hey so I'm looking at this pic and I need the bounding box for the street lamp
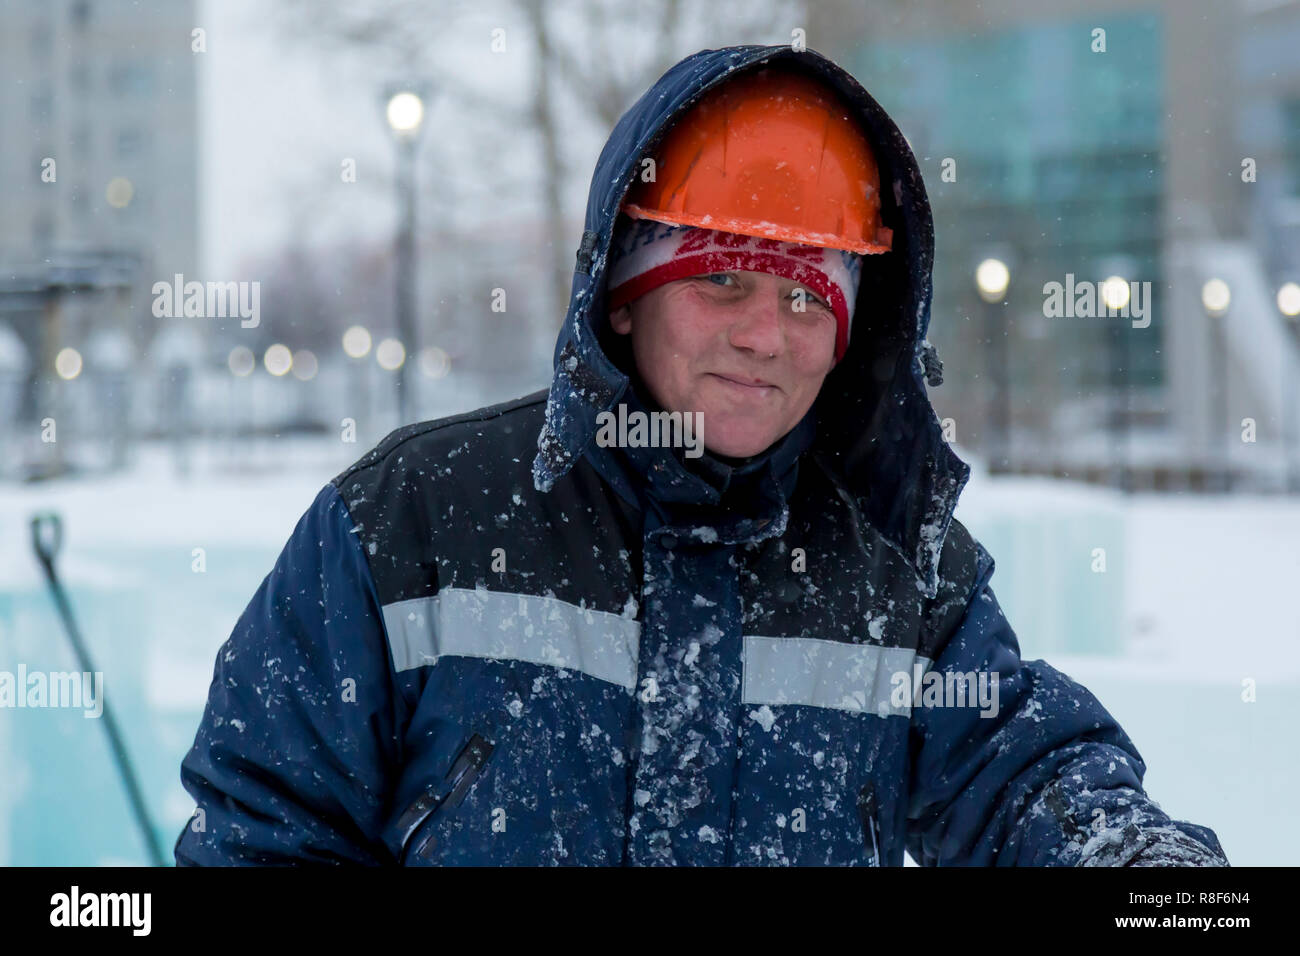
[1201,278,1231,492]
[419,345,451,380]
[386,92,424,134]
[343,323,374,445]
[224,346,255,465]
[975,257,1011,473]
[975,258,1010,303]
[291,349,318,381]
[376,337,406,372]
[384,85,427,426]
[1279,282,1300,493]
[1279,281,1300,319]
[342,324,372,359]
[1098,260,1136,492]
[54,347,83,380]
[1201,278,1230,316]
[263,344,293,377]
[227,345,255,377]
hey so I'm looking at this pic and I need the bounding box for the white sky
[196,0,561,278]
[194,0,801,279]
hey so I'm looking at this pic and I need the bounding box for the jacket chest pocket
[394,731,495,864]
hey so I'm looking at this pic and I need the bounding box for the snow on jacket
[175,44,1229,867]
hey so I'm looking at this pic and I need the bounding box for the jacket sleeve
[174,483,404,865]
[904,527,1229,867]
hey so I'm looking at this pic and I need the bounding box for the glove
[1126,828,1230,867]
[1078,822,1229,867]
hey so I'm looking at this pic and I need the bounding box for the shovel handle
[30,512,63,567]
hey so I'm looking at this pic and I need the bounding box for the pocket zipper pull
[396,731,496,862]
[858,782,881,867]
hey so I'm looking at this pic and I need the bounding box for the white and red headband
[606,218,862,362]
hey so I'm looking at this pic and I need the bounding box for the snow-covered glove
[1077,822,1230,867]
[1127,828,1230,867]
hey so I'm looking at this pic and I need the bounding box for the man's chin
[700,425,784,460]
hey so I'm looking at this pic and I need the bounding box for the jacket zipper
[395,731,495,863]
[858,782,881,867]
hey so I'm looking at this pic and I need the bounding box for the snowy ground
[0,437,1294,865]
[954,467,1300,868]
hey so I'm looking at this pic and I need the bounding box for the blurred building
[0,0,198,272]
[815,0,1300,490]
[0,0,198,476]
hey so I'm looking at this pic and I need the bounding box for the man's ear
[609,303,632,335]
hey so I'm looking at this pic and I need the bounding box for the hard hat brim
[623,204,893,256]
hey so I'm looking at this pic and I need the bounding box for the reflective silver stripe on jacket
[382,587,641,690]
[742,635,933,717]
[383,588,927,713]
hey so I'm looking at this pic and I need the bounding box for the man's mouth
[708,372,779,392]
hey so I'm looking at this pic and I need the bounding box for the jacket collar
[579,370,816,547]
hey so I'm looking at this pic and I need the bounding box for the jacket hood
[532,44,970,598]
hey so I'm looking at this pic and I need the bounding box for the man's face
[609,270,839,458]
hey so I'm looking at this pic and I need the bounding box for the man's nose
[727,285,786,357]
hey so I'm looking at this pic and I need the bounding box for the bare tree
[273,0,806,330]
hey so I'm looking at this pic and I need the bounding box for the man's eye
[704,273,736,287]
[795,287,829,309]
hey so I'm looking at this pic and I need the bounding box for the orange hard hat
[622,65,893,255]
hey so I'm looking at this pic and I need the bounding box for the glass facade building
[849,11,1166,460]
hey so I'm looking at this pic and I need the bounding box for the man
[175,45,1228,866]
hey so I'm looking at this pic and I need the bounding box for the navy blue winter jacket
[175,45,1229,867]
